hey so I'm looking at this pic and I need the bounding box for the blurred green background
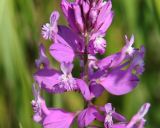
[0,0,160,127]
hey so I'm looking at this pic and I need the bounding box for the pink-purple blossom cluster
[32,0,150,128]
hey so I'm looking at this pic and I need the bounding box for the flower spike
[32,0,150,127]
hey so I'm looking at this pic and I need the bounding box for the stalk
[83,33,90,114]
[84,33,89,83]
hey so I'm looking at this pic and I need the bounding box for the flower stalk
[84,33,89,83]
[31,0,150,128]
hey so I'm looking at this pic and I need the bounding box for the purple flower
[34,62,78,93]
[32,83,47,123]
[97,35,136,69]
[95,103,150,128]
[59,62,77,91]
[60,0,113,55]
[42,11,59,40]
[126,103,150,128]
[31,84,75,128]
[61,0,113,36]
[90,35,144,95]
[102,103,126,128]
[32,0,150,127]
[112,103,150,128]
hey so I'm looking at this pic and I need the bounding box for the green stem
[83,33,89,110]
[84,34,89,83]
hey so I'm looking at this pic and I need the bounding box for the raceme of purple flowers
[32,0,150,128]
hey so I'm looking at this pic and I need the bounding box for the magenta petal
[100,69,139,95]
[98,11,114,34]
[60,0,70,18]
[82,1,90,16]
[43,109,75,128]
[97,52,121,69]
[89,82,104,97]
[95,0,112,31]
[33,113,43,123]
[78,106,98,128]
[112,124,127,128]
[58,26,84,51]
[50,26,83,63]
[61,0,79,33]
[72,4,84,32]
[50,35,75,63]
[34,68,61,92]
[76,79,93,101]
[94,112,105,122]
[112,112,126,122]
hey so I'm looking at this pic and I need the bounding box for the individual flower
[104,103,126,128]
[126,103,150,128]
[92,103,150,128]
[32,83,46,123]
[34,45,79,93]
[42,11,59,40]
[97,35,136,70]
[59,62,77,91]
[111,103,150,128]
[34,62,78,93]
[31,84,75,128]
[89,35,144,95]
[34,44,93,100]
